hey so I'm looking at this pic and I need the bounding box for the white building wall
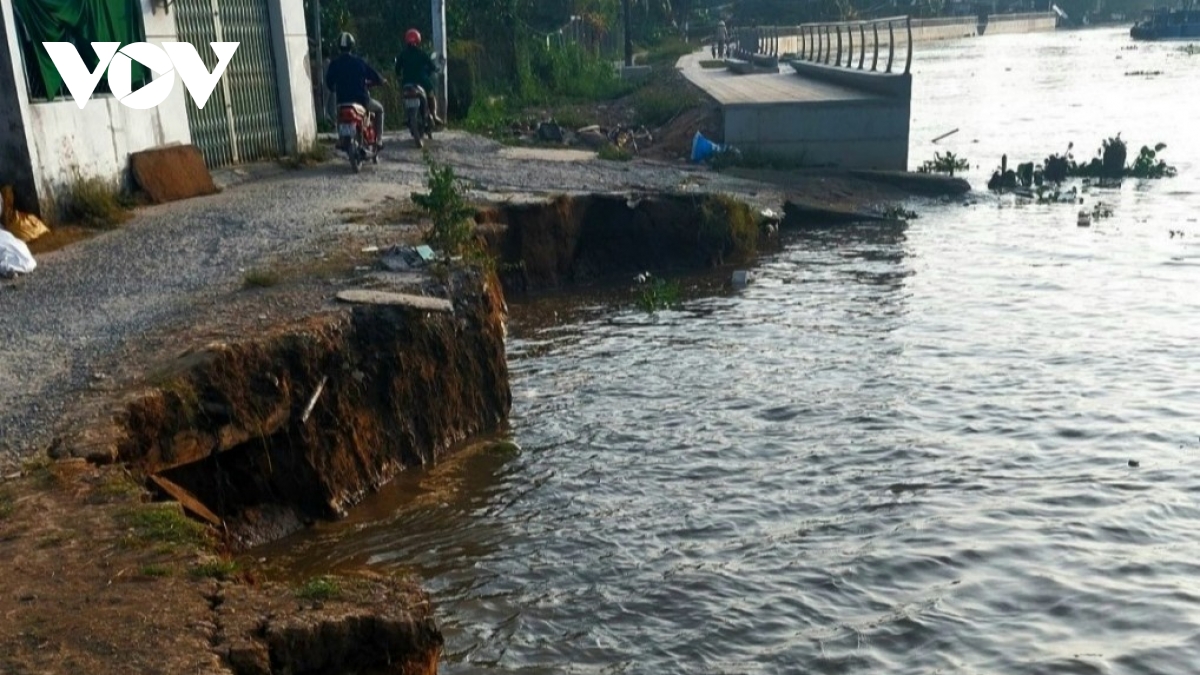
[21,0,192,213]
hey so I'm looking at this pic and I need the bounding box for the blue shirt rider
[325,32,386,147]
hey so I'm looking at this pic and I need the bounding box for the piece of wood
[300,376,327,424]
[336,289,453,312]
[932,128,960,143]
[130,145,218,204]
[148,475,222,526]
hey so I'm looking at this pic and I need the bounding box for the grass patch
[631,83,702,128]
[597,143,633,162]
[242,268,281,289]
[636,276,682,313]
[189,559,239,580]
[296,576,341,601]
[95,471,143,502]
[279,143,332,169]
[641,38,696,66]
[61,174,131,229]
[699,59,727,69]
[0,489,13,520]
[118,503,208,550]
[699,194,759,265]
[140,564,173,578]
[22,455,60,490]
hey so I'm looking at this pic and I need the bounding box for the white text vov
[42,41,240,110]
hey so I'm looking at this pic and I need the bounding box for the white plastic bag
[0,229,36,275]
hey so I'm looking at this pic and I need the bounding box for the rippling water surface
[268,29,1200,674]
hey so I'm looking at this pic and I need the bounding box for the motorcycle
[335,86,382,172]
[402,84,434,149]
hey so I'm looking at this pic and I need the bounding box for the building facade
[0,0,316,215]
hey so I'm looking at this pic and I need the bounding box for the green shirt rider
[394,29,443,125]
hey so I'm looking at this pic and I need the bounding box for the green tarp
[13,0,145,100]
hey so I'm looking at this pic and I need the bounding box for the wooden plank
[336,290,453,312]
[148,475,223,527]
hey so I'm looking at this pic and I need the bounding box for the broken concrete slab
[336,290,453,312]
[130,144,219,204]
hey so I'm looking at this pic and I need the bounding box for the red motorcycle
[335,86,382,172]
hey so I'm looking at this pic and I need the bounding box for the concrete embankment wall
[724,96,911,170]
[904,12,1058,43]
[773,12,1057,54]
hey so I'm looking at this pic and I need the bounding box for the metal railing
[733,16,913,76]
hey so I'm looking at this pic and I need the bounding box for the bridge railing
[734,16,913,76]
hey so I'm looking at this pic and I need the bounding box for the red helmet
[405,29,422,46]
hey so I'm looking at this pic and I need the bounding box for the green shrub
[597,143,633,162]
[412,156,477,258]
[62,174,130,228]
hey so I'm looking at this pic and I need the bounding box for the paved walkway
[677,51,881,105]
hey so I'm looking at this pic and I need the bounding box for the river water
[268,28,1200,674]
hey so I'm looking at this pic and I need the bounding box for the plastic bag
[1,185,50,243]
[0,229,36,276]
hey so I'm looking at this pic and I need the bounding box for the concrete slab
[498,147,596,163]
[336,290,453,312]
[679,50,879,106]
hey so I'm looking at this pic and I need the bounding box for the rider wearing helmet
[394,29,442,125]
[325,32,386,148]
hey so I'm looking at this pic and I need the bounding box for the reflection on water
[270,28,1200,675]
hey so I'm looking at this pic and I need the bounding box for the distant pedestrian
[716,20,728,58]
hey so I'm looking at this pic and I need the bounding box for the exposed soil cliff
[477,192,776,294]
[51,269,510,548]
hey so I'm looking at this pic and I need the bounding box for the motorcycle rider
[394,29,443,126]
[325,32,386,149]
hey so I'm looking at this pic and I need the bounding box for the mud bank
[51,270,510,548]
[0,461,444,675]
[477,192,778,294]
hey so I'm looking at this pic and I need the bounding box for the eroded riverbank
[0,128,970,673]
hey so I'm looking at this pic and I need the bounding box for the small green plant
[280,143,331,169]
[296,576,341,601]
[62,173,130,228]
[636,275,682,313]
[189,559,239,580]
[118,503,208,549]
[242,268,281,289]
[140,564,173,578]
[412,156,478,259]
[881,205,918,220]
[597,143,633,162]
[917,152,970,177]
[1129,143,1177,178]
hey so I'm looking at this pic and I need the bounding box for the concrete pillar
[269,0,317,153]
[431,0,447,120]
[0,2,38,214]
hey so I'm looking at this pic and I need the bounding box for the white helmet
[337,32,356,52]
